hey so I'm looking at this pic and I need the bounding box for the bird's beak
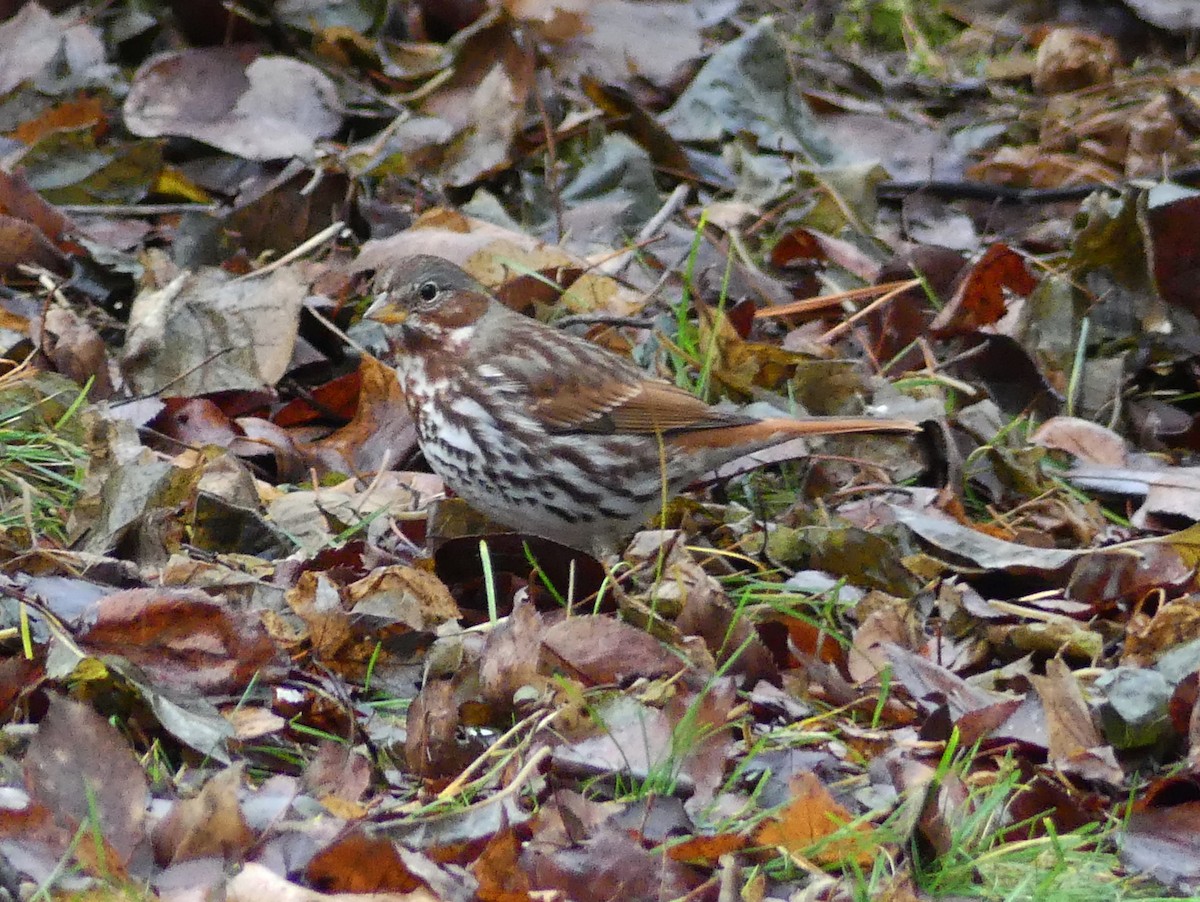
[365,294,408,326]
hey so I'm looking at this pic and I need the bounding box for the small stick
[754,279,920,319]
[819,279,922,343]
[307,304,367,355]
[597,184,690,277]
[533,87,565,243]
[56,203,222,216]
[232,220,346,282]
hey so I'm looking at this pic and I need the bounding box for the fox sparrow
[366,255,919,552]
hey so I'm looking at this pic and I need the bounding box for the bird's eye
[417,281,439,303]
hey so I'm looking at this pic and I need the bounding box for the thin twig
[597,183,690,277]
[233,220,346,282]
[307,303,368,355]
[754,279,921,319]
[130,345,236,399]
[552,313,657,330]
[819,279,923,343]
[380,745,552,825]
[434,708,558,802]
[56,203,223,216]
[533,87,564,243]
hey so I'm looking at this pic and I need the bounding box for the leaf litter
[1,1,1200,900]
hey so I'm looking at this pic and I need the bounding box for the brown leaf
[13,95,106,146]
[1124,588,1200,666]
[669,679,738,806]
[306,830,426,894]
[675,577,779,687]
[666,831,748,864]
[504,0,586,41]
[79,587,283,694]
[540,615,684,685]
[930,243,1035,337]
[884,642,1014,721]
[417,21,534,186]
[152,766,253,865]
[1148,195,1200,316]
[967,145,1119,189]
[347,565,461,631]
[304,354,417,478]
[522,821,700,900]
[581,77,693,174]
[1031,656,1123,784]
[303,740,372,809]
[26,695,148,870]
[39,305,116,399]
[0,168,74,246]
[287,571,358,663]
[274,368,361,427]
[1121,791,1200,890]
[1031,416,1127,466]
[472,828,533,902]
[479,600,547,709]
[1033,27,1117,94]
[232,861,444,902]
[0,213,68,274]
[405,679,477,780]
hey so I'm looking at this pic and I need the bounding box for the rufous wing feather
[496,307,921,438]
[671,415,920,451]
[536,376,755,434]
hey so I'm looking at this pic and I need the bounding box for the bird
[365,254,919,553]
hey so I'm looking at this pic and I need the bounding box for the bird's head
[365,255,493,352]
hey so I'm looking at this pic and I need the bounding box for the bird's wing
[488,311,744,435]
[535,372,747,434]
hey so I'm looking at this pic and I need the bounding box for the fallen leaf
[124,48,342,160]
[930,243,1036,337]
[1031,656,1124,785]
[25,695,148,870]
[541,615,684,685]
[1031,416,1127,466]
[152,765,253,865]
[78,587,283,694]
[755,772,875,867]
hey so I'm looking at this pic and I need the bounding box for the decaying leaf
[25,695,149,870]
[124,48,342,160]
[1032,656,1124,785]
[4,4,1200,900]
[123,266,308,396]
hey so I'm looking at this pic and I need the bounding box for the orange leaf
[930,243,1035,337]
[755,772,875,867]
[667,831,748,864]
